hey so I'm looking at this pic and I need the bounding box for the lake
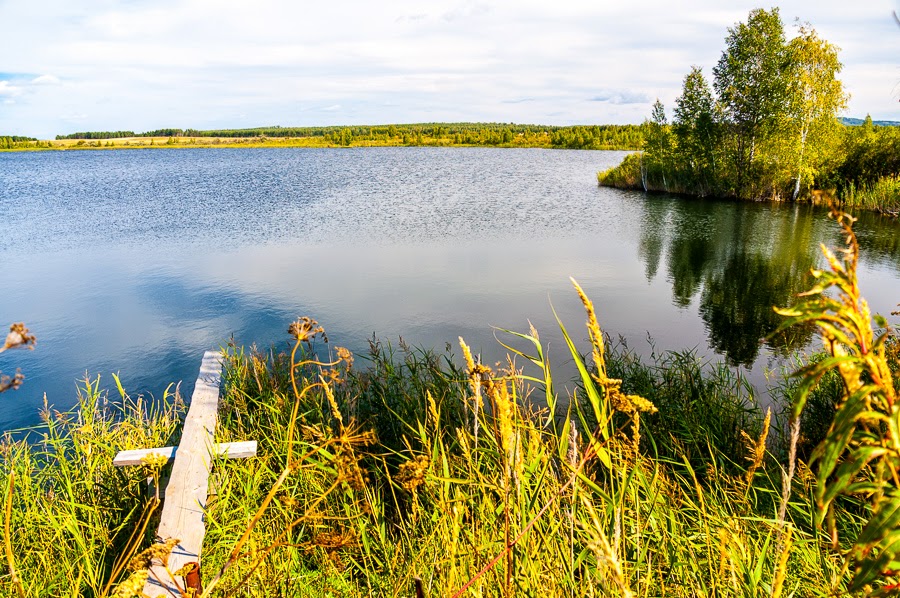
[2,146,899,430]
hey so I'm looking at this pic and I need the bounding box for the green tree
[713,8,790,195]
[642,99,673,191]
[673,66,718,194]
[786,24,847,200]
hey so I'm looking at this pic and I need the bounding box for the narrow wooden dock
[113,350,256,596]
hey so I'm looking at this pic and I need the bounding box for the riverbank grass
[1,277,873,596]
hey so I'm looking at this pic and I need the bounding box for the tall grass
[0,377,181,596]
[837,176,900,214]
[0,271,886,595]
[193,294,855,596]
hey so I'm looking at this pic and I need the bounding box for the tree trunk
[792,124,809,202]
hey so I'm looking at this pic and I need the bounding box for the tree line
[601,8,853,202]
[0,136,38,149]
[55,131,135,140]
[52,123,644,150]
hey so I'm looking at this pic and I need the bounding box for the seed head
[0,323,35,354]
[110,570,149,598]
[288,317,324,343]
[396,455,430,492]
[335,346,354,369]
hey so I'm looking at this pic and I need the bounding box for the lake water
[2,147,899,430]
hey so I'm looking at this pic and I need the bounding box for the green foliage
[0,136,40,150]
[713,8,791,192]
[49,123,645,150]
[2,284,879,596]
[818,117,900,212]
[599,9,848,204]
[0,378,182,596]
[607,341,761,477]
[786,24,847,200]
[777,211,900,593]
[55,131,135,140]
[673,67,719,195]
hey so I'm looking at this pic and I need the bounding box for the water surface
[2,147,899,429]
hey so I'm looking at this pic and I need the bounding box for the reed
[2,260,891,595]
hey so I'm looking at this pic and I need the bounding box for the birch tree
[713,8,790,195]
[786,24,847,200]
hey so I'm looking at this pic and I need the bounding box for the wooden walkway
[113,350,256,596]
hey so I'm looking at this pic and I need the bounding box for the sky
[0,0,898,139]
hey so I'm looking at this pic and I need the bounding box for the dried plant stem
[4,472,24,598]
[99,497,160,597]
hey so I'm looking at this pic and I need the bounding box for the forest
[598,8,900,212]
[49,122,644,150]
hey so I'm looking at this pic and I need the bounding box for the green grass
[0,300,867,597]
[836,176,900,214]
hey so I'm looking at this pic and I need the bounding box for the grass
[0,376,182,596]
[598,154,900,215]
[834,176,900,215]
[3,212,896,595]
[0,292,871,597]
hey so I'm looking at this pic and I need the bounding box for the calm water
[2,147,900,430]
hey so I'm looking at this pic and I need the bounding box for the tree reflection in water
[637,197,831,366]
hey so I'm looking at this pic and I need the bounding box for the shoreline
[0,136,639,152]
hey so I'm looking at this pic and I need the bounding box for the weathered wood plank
[112,441,257,467]
[144,350,223,597]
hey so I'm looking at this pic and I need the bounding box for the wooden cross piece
[113,350,257,597]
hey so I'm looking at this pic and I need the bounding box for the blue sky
[0,0,898,139]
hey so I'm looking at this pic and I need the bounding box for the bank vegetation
[597,9,900,214]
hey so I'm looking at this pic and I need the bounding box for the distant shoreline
[0,136,640,153]
[1,123,645,152]
[0,136,639,152]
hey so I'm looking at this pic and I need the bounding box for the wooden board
[144,350,223,597]
[112,441,257,467]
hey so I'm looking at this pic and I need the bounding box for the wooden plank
[113,446,176,467]
[144,350,223,597]
[113,441,257,467]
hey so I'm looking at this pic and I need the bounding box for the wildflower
[110,570,149,598]
[335,346,354,369]
[279,493,299,509]
[571,278,606,379]
[140,452,170,471]
[322,380,343,426]
[0,370,24,393]
[625,394,657,414]
[129,538,180,570]
[288,317,324,343]
[334,449,367,490]
[396,455,430,492]
[741,407,771,487]
[324,368,344,385]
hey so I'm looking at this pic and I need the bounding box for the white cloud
[0,81,23,97]
[0,0,896,138]
[31,74,60,85]
[590,90,651,105]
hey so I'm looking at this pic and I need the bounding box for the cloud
[0,81,23,97]
[589,90,651,105]
[31,74,60,85]
[442,1,490,22]
[396,13,427,23]
[0,0,896,137]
